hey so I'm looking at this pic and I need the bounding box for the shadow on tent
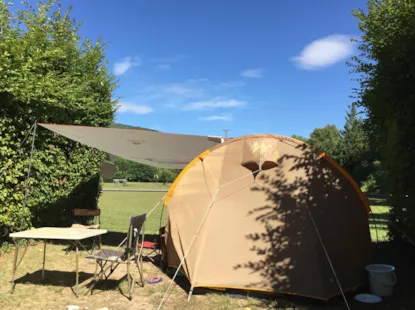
[232,143,372,308]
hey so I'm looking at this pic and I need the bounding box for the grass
[0,242,280,309]
[368,198,390,242]
[0,185,394,310]
[99,191,167,234]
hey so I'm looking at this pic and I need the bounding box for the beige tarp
[38,123,219,169]
[163,134,372,300]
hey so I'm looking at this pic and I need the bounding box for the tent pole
[157,165,262,310]
[19,122,37,232]
[157,191,219,310]
[187,286,194,302]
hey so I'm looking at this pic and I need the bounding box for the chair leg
[128,263,136,300]
[135,257,144,287]
[88,260,114,295]
[88,261,98,295]
[127,261,132,300]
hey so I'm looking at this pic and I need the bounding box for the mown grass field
[0,183,392,310]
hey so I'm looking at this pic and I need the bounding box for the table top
[10,227,108,240]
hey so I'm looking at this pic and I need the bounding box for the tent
[162,134,373,300]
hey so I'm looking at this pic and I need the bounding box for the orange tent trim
[320,153,371,213]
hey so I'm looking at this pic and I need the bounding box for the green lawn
[99,191,167,234]
[368,203,390,242]
[98,184,391,243]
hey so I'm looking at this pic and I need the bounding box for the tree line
[0,0,116,234]
[294,0,415,243]
[110,157,181,184]
[292,103,382,192]
[1,0,414,245]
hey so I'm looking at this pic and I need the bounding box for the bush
[0,0,117,237]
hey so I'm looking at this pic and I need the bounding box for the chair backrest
[73,208,101,225]
[125,214,147,257]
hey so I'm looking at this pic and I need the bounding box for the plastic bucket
[365,264,397,297]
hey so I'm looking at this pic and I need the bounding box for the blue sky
[16,0,367,138]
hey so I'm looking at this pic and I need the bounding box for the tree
[308,125,342,162]
[113,157,180,183]
[0,0,117,234]
[350,0,415,242]
[291,135,308,143]
[339,103,371,185]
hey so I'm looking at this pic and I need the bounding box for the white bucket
[365,264,397,297]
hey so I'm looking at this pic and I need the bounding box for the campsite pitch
[1,187,412,309]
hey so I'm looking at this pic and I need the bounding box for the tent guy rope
[305,203,351,310]
[156,163,262,310]
[117,193,167,248]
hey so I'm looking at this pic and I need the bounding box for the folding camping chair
[85,214,147,300]
[65,208,102,254]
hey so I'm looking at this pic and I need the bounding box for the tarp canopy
[38,123,220,169]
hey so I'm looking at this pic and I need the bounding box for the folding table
[10,227,107,297]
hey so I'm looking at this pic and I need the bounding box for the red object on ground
[138,241,158,249]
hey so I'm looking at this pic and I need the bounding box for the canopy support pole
[19,122,37,232]
[0,123,36,179]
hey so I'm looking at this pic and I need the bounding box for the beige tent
[162,134,373,300]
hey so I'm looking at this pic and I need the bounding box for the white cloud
[152,54,189,70]
[199,114,233,121]
[183,98,246,111]
[163,84,199,96]
[113,57,141,76]
[152,54,189,64]
[241,68,263,78]
[117,102,153,114]
[215,81,245,89]
[187,78,210,83]
[157,64,171,70]
[291,35,354,70]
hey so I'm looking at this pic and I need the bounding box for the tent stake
[19,122,37,232]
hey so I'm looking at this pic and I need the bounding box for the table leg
[42,239,46,281]
[98,235,102,250]
[75,240,79,297]
[10,239,19,293]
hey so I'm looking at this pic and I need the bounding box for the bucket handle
[370,271,397,286]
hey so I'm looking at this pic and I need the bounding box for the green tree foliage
[291,135,308,143]
[351,0,415,242]
[112,158,180,183]
[339,103,372,185]
[113,159,157,182]
[308,125,342,162]
[0,0,117,235]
